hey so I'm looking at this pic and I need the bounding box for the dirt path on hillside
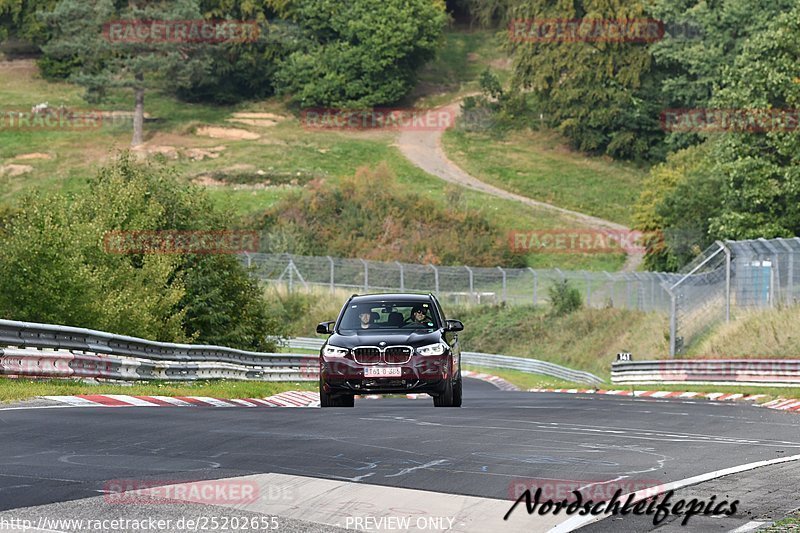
[395,100,643,271]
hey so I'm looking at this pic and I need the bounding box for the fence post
[395,261,405,291]
[360,258,368,292]
[718,241,731,322]
[779,239,794,305]
[667,284,677,358]
[497,267,507,303]
[244,251,251,269]
[327,256,335,294]
[465,266,474,296]
[528,267,538,306]
[583,272,591,307]
[760,238,780,308]
[288,259,294,292]
[430,264,439,294]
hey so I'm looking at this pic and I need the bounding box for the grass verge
[0,377,316,404]
[441,128,647,226]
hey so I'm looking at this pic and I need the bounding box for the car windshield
[338,301,438,331]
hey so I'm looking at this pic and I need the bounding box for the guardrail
[0,320,604,385]
[287,337,604,385]
[0,319,315,382]
[612,359,800,387]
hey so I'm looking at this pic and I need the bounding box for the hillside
[0,29,653,271]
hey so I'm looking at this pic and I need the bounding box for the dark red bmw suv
[316,293,464,408]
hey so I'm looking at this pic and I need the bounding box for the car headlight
[417,342,447,356]
[322,345,349,357]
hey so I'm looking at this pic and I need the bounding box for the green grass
[413,28,511,107]
[442,128,648,226]
[762,512,800,532]
[0,377,316,404]
[0,60,625,271]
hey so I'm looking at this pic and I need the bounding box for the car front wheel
[433,377,454,407]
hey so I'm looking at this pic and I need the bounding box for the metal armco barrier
[0,319,319,382]
[287,337,604,385]
[612,359,800,387]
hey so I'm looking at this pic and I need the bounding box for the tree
[634,143,722,271]
[505,0,666,161]
[0,154,278,349]
[705,4,800,240]
[272,0,447,107]
[40,0,213,146]
[649,0,795,152]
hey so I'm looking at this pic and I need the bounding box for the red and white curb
[760,398,800,413]
[528,388,765,402]
[41,391,320,408]
[527,388,800,414]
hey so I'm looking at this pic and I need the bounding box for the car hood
[326,330,442,349]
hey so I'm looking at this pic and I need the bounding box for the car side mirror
[316,321,335,335]
[445,319,464,332]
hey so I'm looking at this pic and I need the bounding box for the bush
[254,163,524,267]
[547,280,582,317]
[0,153,278,350]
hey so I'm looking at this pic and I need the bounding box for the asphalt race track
[0,378,798,532]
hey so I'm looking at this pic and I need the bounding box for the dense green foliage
[273,0,447,107]
[0,154,278,349]
[505,0,665,161]
[255,164,522,266]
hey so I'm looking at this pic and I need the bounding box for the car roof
[349,293,433,304]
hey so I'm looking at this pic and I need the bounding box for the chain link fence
[242,238,800,358]
[240,252,681,311]
[664,237,800,356]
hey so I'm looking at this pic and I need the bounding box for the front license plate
[363,366,402,378]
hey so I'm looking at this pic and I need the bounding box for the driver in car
[408,306,430,326]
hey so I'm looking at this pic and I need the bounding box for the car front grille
[352,346,413,364]
[384,347,412,364]
[353,347,381,364]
